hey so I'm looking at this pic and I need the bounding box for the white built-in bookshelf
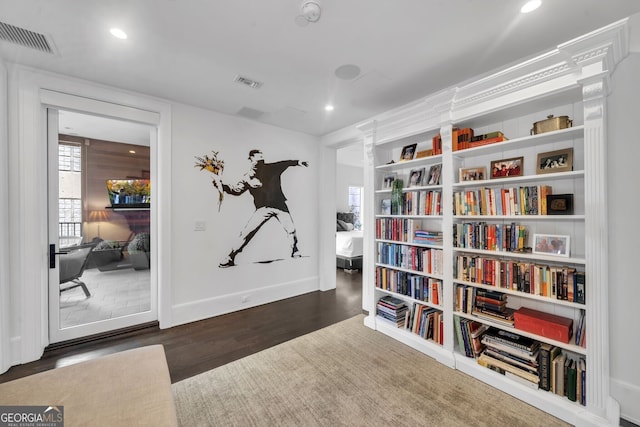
[358,19,628,426]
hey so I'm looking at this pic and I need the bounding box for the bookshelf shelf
[452,247,586,265]
[454,311,586,355]
[375,263,443,279]
[453,279,586,310]
[376,288,442,311]
[375,239,442,249]
[360,21,623,426]
[452,126,585,159]
[452,170,585,188]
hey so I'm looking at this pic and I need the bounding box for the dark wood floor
[0,269,363,384]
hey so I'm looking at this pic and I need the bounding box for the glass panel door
[48,109,157,343]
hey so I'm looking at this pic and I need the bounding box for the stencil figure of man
[211,149,308,267]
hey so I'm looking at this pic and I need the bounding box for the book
[538,342,555,391]
[567,358,577,401]
[552,352,567,396]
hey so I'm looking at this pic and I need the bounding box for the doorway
[48,109,157,343]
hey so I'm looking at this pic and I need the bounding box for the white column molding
[579,74,618,425]
[361,121,377,320]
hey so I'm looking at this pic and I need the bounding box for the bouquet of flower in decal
[195,151,225,211]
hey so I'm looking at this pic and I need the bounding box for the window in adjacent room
[58,142,83,246]
[348,186,363,230]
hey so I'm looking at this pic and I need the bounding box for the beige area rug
[172,315,569,427]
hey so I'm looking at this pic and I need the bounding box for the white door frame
[8,65,172,364]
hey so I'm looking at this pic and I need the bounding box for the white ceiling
[2,1,640,141]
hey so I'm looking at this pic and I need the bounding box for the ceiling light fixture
[295,1,321,27]
[110,28,128,39]
[129,150,136,154]
[325,105,334,112]
[520,0,541,13]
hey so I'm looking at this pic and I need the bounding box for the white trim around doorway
[6,64,172,366]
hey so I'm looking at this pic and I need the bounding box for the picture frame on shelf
[381,198,391,215]
[490,156,524,179]
[400,143,417,162]
[382,173,397,190]
[533,234,570,257]
[536,148,573,174]
[408,168,425,187]
[459,166,487,182]
[547,194,574,215]
[427,164,442,185]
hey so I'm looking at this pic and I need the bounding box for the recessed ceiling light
[520,0,541,13]
[110,28,128,39]
[325,105,334,112]
[335,64,361,80]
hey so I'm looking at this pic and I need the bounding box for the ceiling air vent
[0,21,55,54]
[234,75,263,89]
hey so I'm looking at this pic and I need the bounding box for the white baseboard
[170,276,319,327]
[612,378,640,425]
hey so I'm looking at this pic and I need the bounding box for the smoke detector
[295,1,321,27]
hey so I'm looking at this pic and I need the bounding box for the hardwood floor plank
[0,270,363,384]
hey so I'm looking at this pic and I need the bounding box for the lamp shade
[88,210,109,222]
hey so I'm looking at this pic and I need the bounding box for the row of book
[453,185,552,216]
[377,295,444,345]
[539,344,586,405]
[453,222,528,252]
[381,189,442,216]
[456,285,515,326]
[376,266,442,304]
[377,242,443,275]
[405,303,443,344]
[454,255,585,304]
[433,129,508,154]
[375,218,443,244]
[455,317,489,358]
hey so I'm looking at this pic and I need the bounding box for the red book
[514,307,573,343]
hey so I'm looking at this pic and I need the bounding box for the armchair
[59,243,95,298]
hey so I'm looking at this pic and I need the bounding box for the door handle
[49,244,70,269]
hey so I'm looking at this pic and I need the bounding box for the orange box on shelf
[514,307,573,343]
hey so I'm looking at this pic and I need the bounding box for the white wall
[335,163,363,213]
[170,103,321,325]
[607,51,640,425]
[0,58,9,373]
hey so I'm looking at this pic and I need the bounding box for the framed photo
[533,234,570,257]
[459,166,487,182]
[490,156,523,179]
[400,143,417,162]
[546,194,574,215]
[382,173,397,189]
[427,164,442,185]
[408,168,425,187]
[536,148,573,174]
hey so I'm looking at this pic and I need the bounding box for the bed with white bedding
[336,212,363,271]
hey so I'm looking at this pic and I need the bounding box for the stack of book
[376,295,408,327]
[413,229,443,244]
[479,328,540,386]
[471,289,515,326]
